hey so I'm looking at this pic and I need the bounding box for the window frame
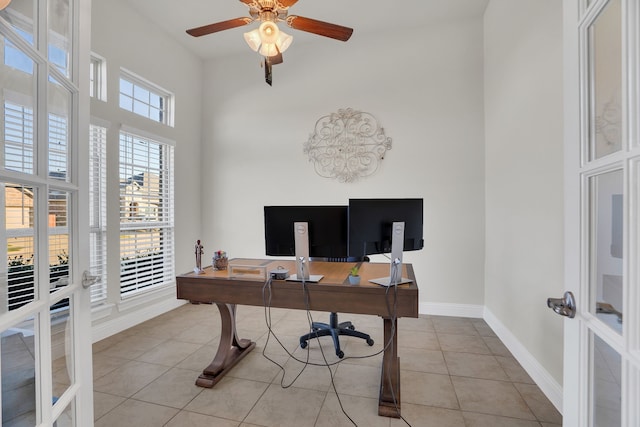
[89,52,107,102]
[119,69,174,127]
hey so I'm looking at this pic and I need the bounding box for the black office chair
[299,257,374,358]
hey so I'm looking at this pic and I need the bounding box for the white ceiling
[124,0,490,60]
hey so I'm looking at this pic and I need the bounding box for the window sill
[117,283,176,313]
[91,302,115,321]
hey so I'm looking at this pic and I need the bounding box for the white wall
[484,0,564,391]
[200,16,486,309]
[90,0,203,332]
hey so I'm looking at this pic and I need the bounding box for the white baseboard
[92,298,185,343]
[483,307,563,413]
[419,301,484,318]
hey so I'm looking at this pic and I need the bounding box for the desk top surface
[176,258,419,317]
[178,258,417,289]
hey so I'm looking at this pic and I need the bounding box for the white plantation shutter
[48,113,69,181]
[4,101,34,174]
[89,124,108,304]
[119,130,174,297]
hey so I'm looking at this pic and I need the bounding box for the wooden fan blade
[186,17,252,37]
[285,16,353,41]
[238,0,254,5]
[278,0,299,7]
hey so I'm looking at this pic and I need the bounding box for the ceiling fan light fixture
[258,21,279,44]
[0,0,12,10]
[245,25,292,56]
[186,0,353,85]
[275,30,293,52]
[243,28,262,52]
[259,43,279,57]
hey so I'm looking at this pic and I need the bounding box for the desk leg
[379,317,401,418]
[195,303,256,388]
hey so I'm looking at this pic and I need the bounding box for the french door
[562,0,639,425]
[0,0,92,425]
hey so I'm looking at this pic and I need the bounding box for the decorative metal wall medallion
[303,108,392,182]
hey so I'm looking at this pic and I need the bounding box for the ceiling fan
[186,0,353,85]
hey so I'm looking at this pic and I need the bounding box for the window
[119,70,173,126]
[3,20,68,77]
[3,25,35,74]
[3,96,73,310]
[119,129,174,297]
[4,38,35,74]
[4,101,34,174]
[89,124,108,304]
[5,183,37,311]
[89,53,106,101]
[48,112,68,180]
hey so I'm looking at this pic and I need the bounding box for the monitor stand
[370,222,412,287]
[287,221,323,283]
[287,274,324,283]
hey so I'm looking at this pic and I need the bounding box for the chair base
[299,312,374,358]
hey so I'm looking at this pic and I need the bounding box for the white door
[0,0,93,425]
[560,0,640,425]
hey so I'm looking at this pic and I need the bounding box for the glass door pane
[49,189,70,298]
[0,0,37,47]
[4,183,39,312]
[48,0,72,78]
[48,75,71,182]
[51,298,72,405]
[2,37,38,175]
[1,316,37,425]
[591,333,622,426]
[588,0,622,160]
[588,169,624,334]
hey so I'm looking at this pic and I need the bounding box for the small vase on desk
[348,275,360,285]
[213,251,228,270]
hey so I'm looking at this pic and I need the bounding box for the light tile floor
[92,304,563,427]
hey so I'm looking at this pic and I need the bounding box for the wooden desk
[176,258,419,418]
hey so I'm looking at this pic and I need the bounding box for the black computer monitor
[264,205,349,258]
[348,198,424,258]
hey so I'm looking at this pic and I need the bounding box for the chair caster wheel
[366,338,374,346]
[337,350,344,358]
[300,341,308,349]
